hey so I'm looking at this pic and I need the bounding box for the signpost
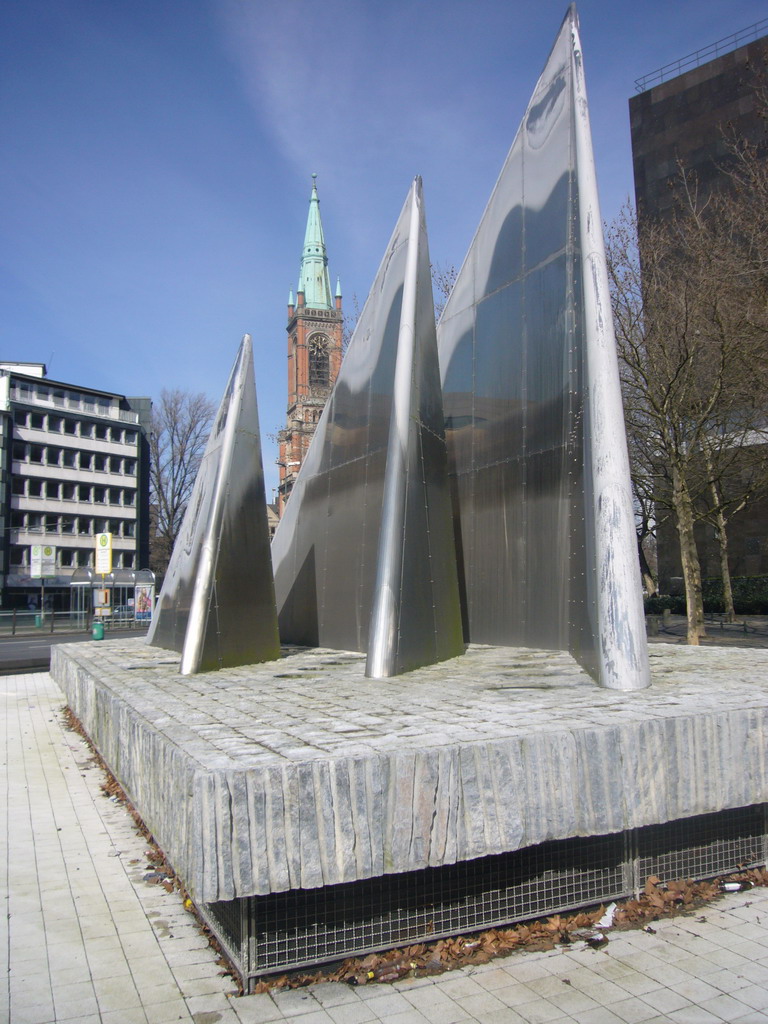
[30,544,56,622]
[94,533,113,621]
[95,533,113,575]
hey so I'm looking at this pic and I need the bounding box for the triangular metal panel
[147,335,280,674]
[273,179,463,676]
[437,5,649,690]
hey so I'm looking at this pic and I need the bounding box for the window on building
[63,418,77,435]
[123,521,135,539]
[95,424,108,441]
[29,412,44,430]
[28,479,43,498]
[123,490,136,507]
[308,334,330,389]
[48,415,63,432]
[94,487,106,504]
[13,410,28,428]
[124,460,136,476]
[47,447,61,466]
[29,444,44,464]
[81,422,94,439]
[52,389,65,407]
[60,549,75,567]
[78,485,91,502]
[81,453,93,471]
[123,551,135,569]
[62,449,77,468]
[62,483,76,501]
[93,454,106,472]
[10,511,24,529]
[10,546,26,568]
[11,478,24,496]
[61,518,75,534]
[12,441,26,461]
[124,430,136,445]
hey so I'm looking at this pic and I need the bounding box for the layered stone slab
[51,640,768,904]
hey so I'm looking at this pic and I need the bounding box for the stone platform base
[51,639,768,909]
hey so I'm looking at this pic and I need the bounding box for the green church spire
[298,173,333,309]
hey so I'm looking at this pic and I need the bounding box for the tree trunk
[705,470,736,624]
[672,465,706,643]
[637,537,657,597]
[714,515,736,623]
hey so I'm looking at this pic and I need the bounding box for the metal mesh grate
[636,805,767,884]
[203,897,245,966]
[207,832,627,978]
[203,803,767,989]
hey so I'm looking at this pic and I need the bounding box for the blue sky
[2,0,765,498]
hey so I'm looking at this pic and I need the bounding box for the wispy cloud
[213,0,498,268]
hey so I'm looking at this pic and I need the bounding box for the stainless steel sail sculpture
[272,178,463,677]
[437,5,650,690]
[147,334,280,674]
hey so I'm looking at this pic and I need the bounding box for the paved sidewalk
[648,614,768,649]
[4,671,768,1024]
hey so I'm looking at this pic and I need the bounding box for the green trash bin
[35,613,43,628]
[92,621,105,641]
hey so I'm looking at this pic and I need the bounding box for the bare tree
[432,262,458,323]
[700,435,768,620]
[607,193,768,643]
[342,294,361,354]
[149,389,215,576]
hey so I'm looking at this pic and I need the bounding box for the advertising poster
[135,584,154,621]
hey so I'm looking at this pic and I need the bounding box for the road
[0,628,149,672]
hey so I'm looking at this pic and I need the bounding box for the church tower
[277,176,343,515]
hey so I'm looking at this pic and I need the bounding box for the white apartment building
[0,362,151,609]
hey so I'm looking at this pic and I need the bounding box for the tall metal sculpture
[437,6,650,690]
[272,178,463,677]
[147,335,280,674]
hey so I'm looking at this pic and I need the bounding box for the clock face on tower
[308,334,330,390]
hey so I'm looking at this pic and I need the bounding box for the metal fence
[202,803,767,990]
[0,609,148,636]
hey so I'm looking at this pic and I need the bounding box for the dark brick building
[631,24,768,219]
[629,22,768,591]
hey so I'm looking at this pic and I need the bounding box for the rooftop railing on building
[635,17,768,92]
[10,385,140,424]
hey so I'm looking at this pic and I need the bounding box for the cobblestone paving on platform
[53,638,768,767]
[5,670,768,1024]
